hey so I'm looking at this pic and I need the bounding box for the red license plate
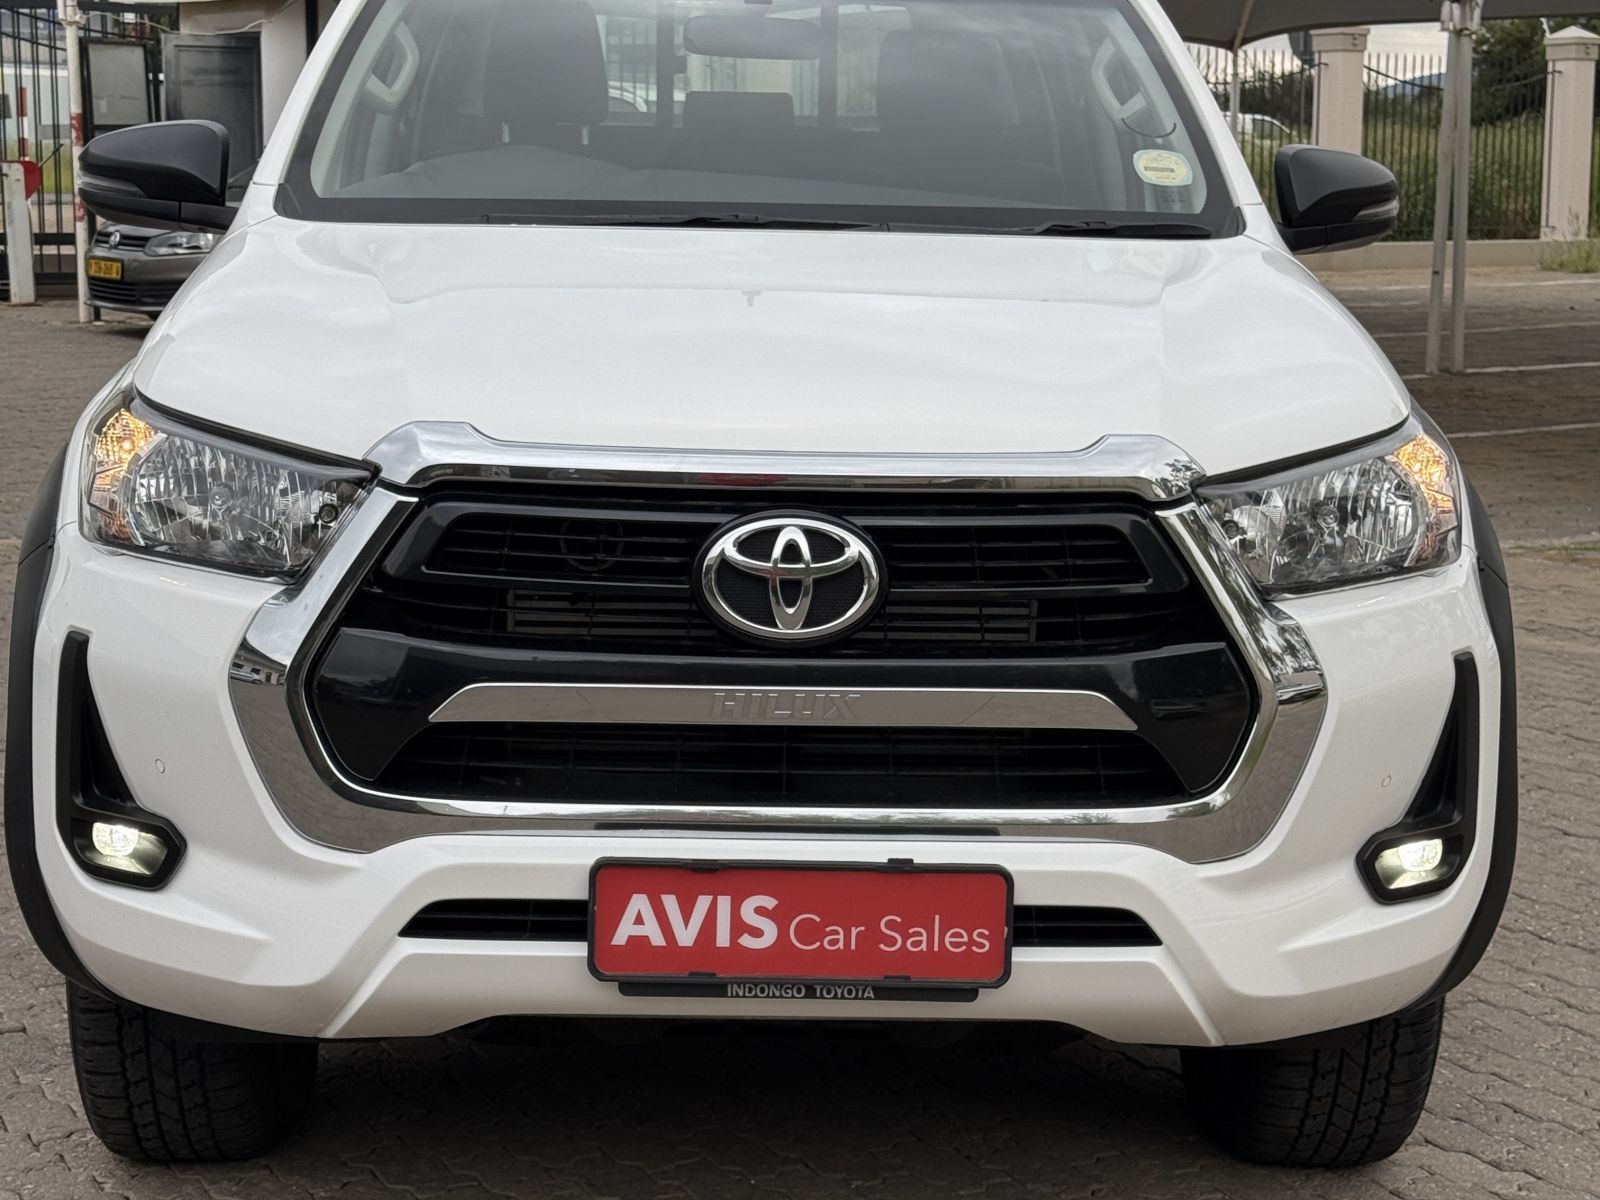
[589,861,1012,988]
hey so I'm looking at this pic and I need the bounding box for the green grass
[1538,239,1600,272]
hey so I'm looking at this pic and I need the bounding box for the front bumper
[10,423,1511,1047]
[84,250,201,314]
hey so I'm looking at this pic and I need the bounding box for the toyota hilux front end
[9,0,1513,1168]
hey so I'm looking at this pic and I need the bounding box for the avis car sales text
[610,893,994,954]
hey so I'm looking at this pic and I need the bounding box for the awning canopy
[1163,0,1600,49]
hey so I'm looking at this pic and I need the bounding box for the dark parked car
[85,223,216,314]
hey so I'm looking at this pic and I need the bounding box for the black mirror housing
[1274,145,1399,255]
[79,120,234,233]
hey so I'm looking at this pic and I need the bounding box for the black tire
[1180,1000,1444,1168]
[67,982,317,1161]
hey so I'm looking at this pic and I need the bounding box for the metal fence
[0,4,164,287]
[1468,68,1551,240]
[1191,43,1315,212]
[1362,57,1447,241]
[1192,44,1552,241]
[1365,52,1549,241]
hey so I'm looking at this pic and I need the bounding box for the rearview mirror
[78,120,233,233]
[1274,145,1398,255]
[683,15,821,60]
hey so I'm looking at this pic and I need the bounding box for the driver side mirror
[78,120,234,233]
[1274,145,1399,255]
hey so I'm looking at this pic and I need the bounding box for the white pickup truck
[9,0,1513,1168]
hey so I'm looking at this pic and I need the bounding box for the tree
[1473,18,1600,122]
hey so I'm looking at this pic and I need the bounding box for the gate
[0,3,165,289]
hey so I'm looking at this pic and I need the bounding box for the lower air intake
[399,900,1160,948]
[376,723,1188,808]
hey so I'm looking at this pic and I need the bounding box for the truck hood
[135,217,1408,478]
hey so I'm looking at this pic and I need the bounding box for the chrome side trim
[428,683,1139,732]
[228,446,1326,863]
[365,423,1208,502]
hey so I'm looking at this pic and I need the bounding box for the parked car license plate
[590,861,1012,989]
[86,257,122,281]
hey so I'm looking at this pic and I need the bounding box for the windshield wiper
[481,212,884,231]
[1004,219,1216,239]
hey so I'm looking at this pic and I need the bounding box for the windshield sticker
[1134,150,1194,188]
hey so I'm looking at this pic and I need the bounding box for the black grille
[345,584,1210,658]
[417,504,1154,593]
[402,899,589,941]
[93,230,152,252]
[398,899,1159,948]
[375,723,1186,808]
[1010,907,1160,947]
[340,489,1217,661]
[313,486,1255,809]
[88,278,181,308]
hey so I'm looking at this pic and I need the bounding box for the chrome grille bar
[427,683,1139,731]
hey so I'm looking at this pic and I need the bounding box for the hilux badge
[697,515,881,642]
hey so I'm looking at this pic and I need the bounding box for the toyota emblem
[697,514,882,643]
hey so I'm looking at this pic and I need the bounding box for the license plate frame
[86,257,123,281]
[588,859,1014,992]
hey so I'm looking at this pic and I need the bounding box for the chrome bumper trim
[427,683,1139,731]
[229,435,1326,863]
[366,423,1207,502]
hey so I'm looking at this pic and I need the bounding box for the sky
[1368,24,1449,53]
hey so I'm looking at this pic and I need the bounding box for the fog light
[90,822,140,859]
[80,821,169,878]
[1398,838,1444,874]
[1373,838,1450,892]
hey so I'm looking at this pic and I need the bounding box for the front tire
[67,982,317,1161]
[1181,1000,1443,1167]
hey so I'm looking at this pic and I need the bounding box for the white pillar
[1542,27,1600,241]
[58,0,90,323]
[1311,27,1370,155]
[260,0,310,137]
[2,162,38,305]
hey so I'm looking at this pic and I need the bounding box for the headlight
[82,392,372,579]
[145,231,218,256]
[1200,420,1460,595]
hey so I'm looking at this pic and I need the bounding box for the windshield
[281,0,1236,234]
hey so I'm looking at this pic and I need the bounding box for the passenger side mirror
[78,120,234,233]
[1274,145,1399,255]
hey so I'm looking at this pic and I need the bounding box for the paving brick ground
[1,271,1598,1199]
